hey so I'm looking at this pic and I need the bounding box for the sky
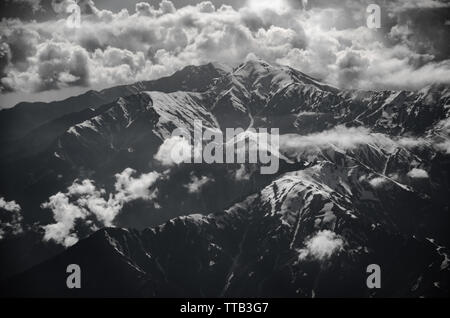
[0,0,449,108]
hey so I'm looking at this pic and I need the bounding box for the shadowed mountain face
[0,59,449,297]
[0,62,227,144]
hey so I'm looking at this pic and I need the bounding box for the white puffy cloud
[41,168,160,247]
[0,196,21,212]
[154,135,203,165]
[135,0,176,17]
[154,135,193,165]
[298,230,344,262]
[114,168,160,202]
[0,197,23,240]
[407,168,429,179]
[1,0,449,101]
[281,126,376,150]
[41,191,88,247]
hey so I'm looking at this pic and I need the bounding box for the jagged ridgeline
[0,59,449,297]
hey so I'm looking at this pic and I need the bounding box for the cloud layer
[0,0,449,105]
[279,124,450,161]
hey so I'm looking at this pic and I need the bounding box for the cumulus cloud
[407,168,429,179]
[154,135,198,165]
[184,174,213,193]
[0,196,21,212]
[41,168,160,247]
[135,0,176,17]
[0,197,23,240]
[1,0,449,99]
[298,230,344,262]
[114,168,160,202]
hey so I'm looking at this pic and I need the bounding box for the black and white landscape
[0,0,449,298]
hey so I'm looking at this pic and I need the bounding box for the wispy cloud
[279,125,447,161]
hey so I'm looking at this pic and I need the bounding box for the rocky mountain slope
[0,59,449,297]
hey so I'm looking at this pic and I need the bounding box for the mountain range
[0,59,449,297]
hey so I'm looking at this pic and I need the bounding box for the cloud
[1,0,449,99]
[279,126,396,159]
[369,176,389,189]
[279,125,449,162]
[197,1,215,13]
[184,174,213,193]
[435,140,450,154]
[407,168,429,179]
[154,135,197,165]
[154,131,210,166]
[298,230,344,262]
[41,168,160,247]
[41,191,88,247]
[0,197,23,240]
[0,196,21,212]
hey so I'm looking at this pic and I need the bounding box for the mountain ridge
[0,58,449,297]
